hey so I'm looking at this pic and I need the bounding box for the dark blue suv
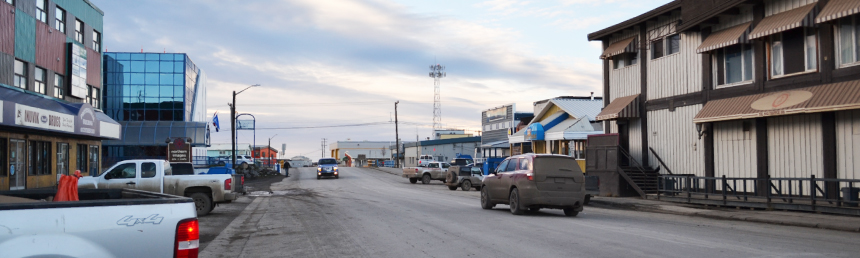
[317,158,339,179]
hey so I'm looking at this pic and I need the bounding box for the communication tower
[429,64,446,130]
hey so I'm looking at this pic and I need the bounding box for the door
[618,122,630,166]
[9,139,25,190]
[137,162,162,192]
[493,158,520,200]
[488,159,509,200]
[102,162,137,189]
[56,143,69,183]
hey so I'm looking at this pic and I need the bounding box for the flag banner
[212,111,220,132]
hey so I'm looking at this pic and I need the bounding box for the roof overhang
[748,3,817,40]
[587,1,681,41]
[816,0,860,23]
[696,22,751,53]
[596,94,640,121]
[694,79,860,123]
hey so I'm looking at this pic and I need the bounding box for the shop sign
[70,43,88,99]
[14,104,75,133]
[76,105,98,136]
[168,138,192,163]
[525,123,545,141]
[751,90,813,111]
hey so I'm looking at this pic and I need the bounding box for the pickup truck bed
[1,189,198,258]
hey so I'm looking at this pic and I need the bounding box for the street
[198,167,860,258]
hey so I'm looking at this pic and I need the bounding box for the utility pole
[321,138,327,158]
[395,101,400,168]
[230,92,236,169]
[268,134,277,168]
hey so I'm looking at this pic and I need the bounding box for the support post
[231,91,236,169]
[395,101,400,168]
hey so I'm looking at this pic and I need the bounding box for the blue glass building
[101,52,209,165]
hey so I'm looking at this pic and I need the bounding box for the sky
[93,0,672,160]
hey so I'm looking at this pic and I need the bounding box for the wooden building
[588,0,860,196]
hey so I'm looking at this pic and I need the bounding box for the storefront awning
[696,22,751,53]
[103,121,209,146]
[596,94,639,121]
[509,129,526,144]
[0,86,120,140]
[546,117,603,140]
[749,3,817,40]
[600,37,636,59]
[815,0,860,23]
[694,80,860,123]
[481,140,509,148]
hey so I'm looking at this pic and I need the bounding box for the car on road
[417,155,435,166]
[78,159,239,216]
[480,154,586,216]
[402,161,450,184]
[0,188,199,257]
[445,165,483,191]
[216,155,254,166]
[317,158,340,179]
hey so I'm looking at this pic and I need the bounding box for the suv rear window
[533,156,579,175]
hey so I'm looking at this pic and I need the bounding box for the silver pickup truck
[402,162,450,184]
[79,159,238,216]
[0,188,198,257]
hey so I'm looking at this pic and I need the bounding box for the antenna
[429,62,446,132]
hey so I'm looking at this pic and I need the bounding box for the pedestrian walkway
[589,196,860,232]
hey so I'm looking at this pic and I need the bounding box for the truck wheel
[409,178,418,184]
[189,192,212,216]
[481,187,494,209]
[461,180,472,191]
[563,207,579,217]
[448,186,458,191]
[421,174,431,184]
[509,188,524,215]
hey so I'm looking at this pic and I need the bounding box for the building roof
[587,1,681,41]
[532,97,603,124]
[677,0,747,32]
[419,136,481,146]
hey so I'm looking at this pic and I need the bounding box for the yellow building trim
[537,104,562,121]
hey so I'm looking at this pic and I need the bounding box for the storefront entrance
[9,139,25,190]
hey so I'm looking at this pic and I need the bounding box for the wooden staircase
[616,148,660,197]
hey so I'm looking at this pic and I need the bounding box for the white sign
[14,104,75,133]
[70,44,88,99]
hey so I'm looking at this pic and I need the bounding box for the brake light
[415,168,419,172]
[224,178,232,191]
[241,176,245,185]
[175,219,199,258]
[526,173,534,181]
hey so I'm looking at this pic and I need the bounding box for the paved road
[199,167,860,258]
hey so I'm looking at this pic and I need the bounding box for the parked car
[480,154,586,216]
[317,158,339,179]
[0,188,199,257]
[445,165,483,191]
[173,162,246,195]
[402,162,450,184]
[78,159,239,216]
[216,155,254,166]
[417,154,435,166]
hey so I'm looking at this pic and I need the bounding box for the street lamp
[268,134,278,167]
[231,84,260,169]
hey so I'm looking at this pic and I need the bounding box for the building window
[612,53,637,69]
[57,143,69,176]
[89,86,100,109]
[5,0,13,6]
[89,145,99,175]
[85,85,92,105]
[77,144,88,174]
[571,140,587,159]
[28,140,51,175]
[75,19,83,43]
[35,0,46,23]
[54,74,64,98]
[837,16,860,67]
[92,30,101,51]
[770,28,817,77]
[55,7,66,33]
[651,33,680,59]
[714,43,754,87]
[34,67,46,94]
[14,60,27,89]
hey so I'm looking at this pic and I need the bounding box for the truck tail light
[224,178,232,191]
[241,176,244,185]
[175,218,199,258]
[526,173,534,181]
[415,168,419,172]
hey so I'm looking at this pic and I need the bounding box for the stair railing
[648,147,673,175]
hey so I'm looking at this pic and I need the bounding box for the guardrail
[658,175,860,216]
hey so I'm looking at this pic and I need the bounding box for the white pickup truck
[0,188,199,257]
[79,159,238,216]
[402,161,450,184]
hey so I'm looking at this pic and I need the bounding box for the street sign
[237,119,255,130]
[167,138,192,163]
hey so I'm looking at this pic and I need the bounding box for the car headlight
[334,167,338,171]
[318,172,321,175]
[318,167,322,172]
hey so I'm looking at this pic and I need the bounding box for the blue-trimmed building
[403,136,481,167]
[0,0,121,191]
[101,52,209,166]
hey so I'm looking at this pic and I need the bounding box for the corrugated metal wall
[767,114,823,179]
[608,119,644,165]
[15,0,35,18]
[765,0,818,16]
[646,12,703,100]
[14,11,36,63]
[86,47,100,87]
[0,3,14,56]
[648,105,705,176]
[0,53,12,86]
[835,110,860,180]
[714,120,758,179]
[608,28,641,102]
[35,22,66,75]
